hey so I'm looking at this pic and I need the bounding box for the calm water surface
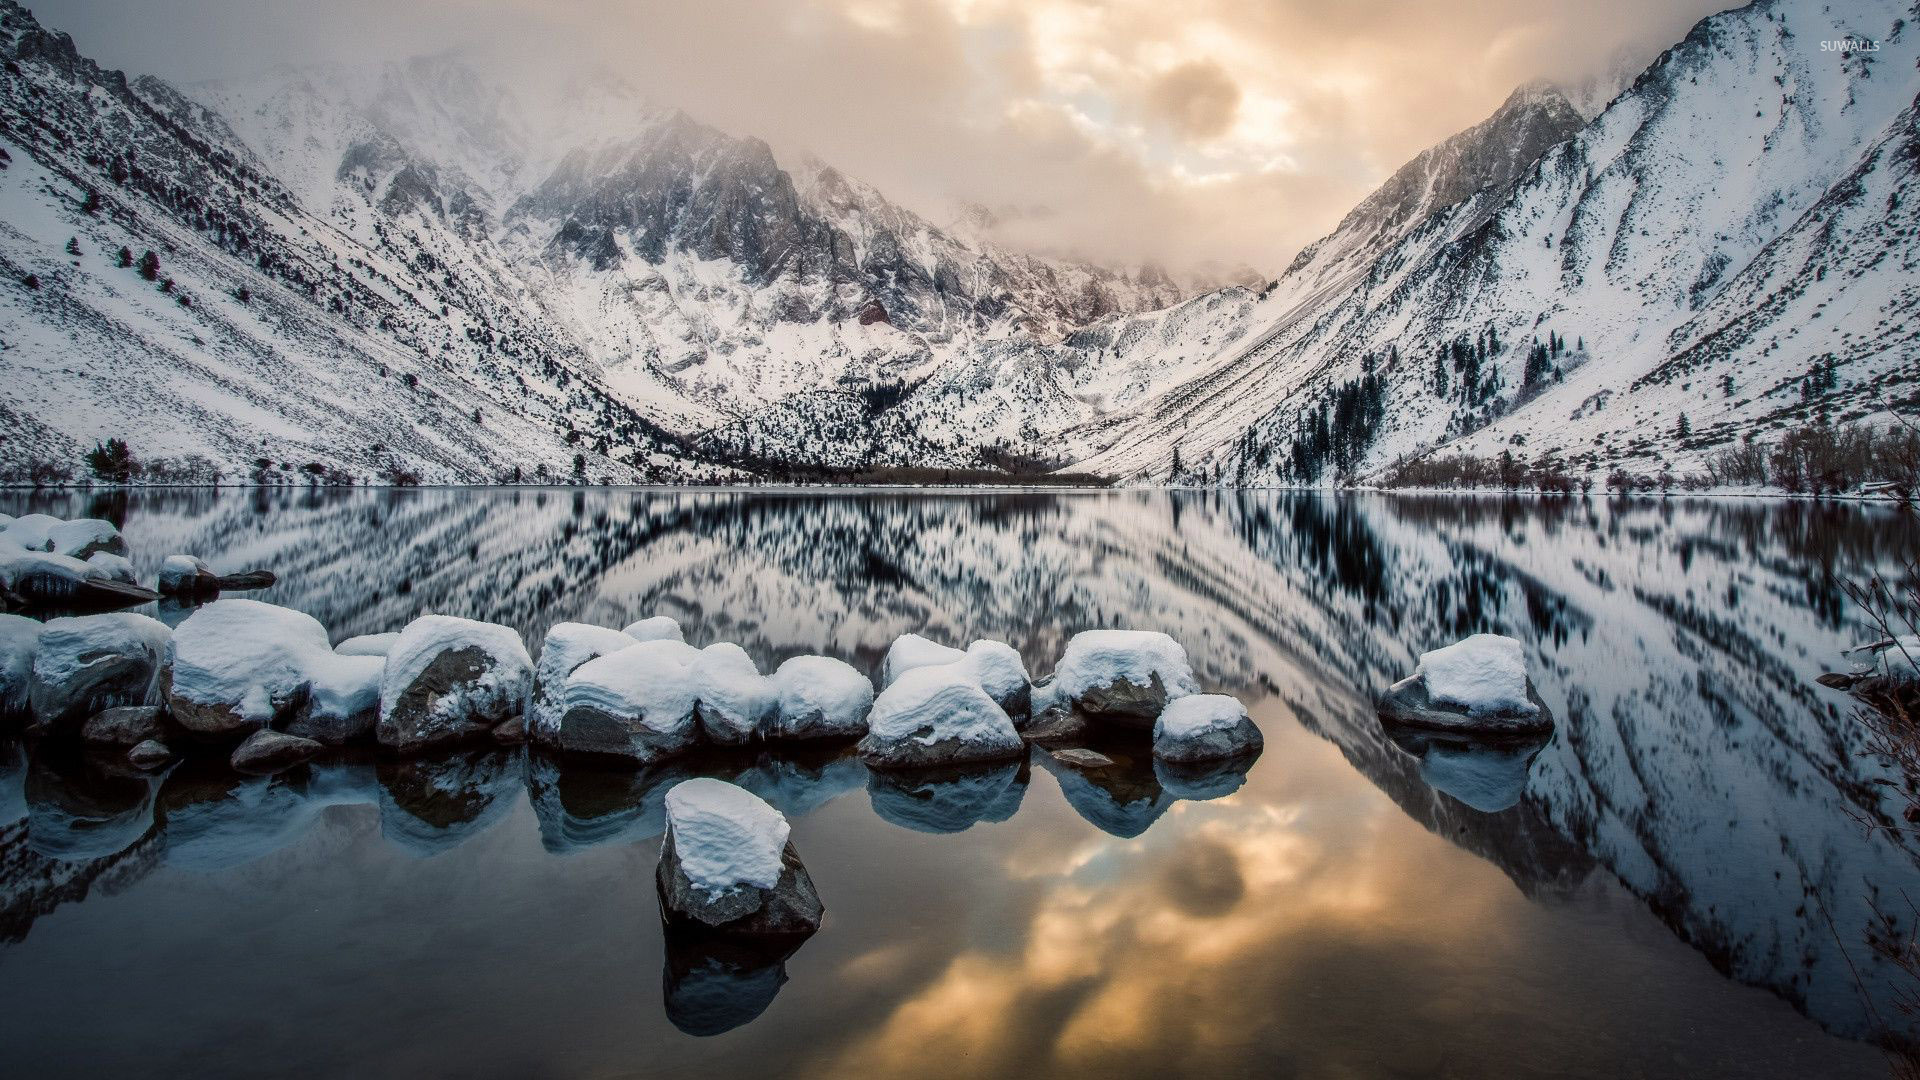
[1,488,1916,1079]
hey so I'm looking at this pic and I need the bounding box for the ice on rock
[29,613,171,731]
[1051,629,1201,725]
[0,613,42,715]
[623,616,685,643]
[691,643,777,746]
[557,639,702,762]
[1415,635,1536,716]
[880,633,966,687]
[47,518,123,559]
[169,600,334,737]
[1151,694,1263,763]
[1378,633,1553,734]
[657,778,822,936]
[334,632,400,657]
[857,663,1026,769]
[288,651,384,744]
[530,623,641,744]
[768,655,873,741]
[378,614,534,753]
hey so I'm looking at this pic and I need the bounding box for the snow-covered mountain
[1,0,1915,484]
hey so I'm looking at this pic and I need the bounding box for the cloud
[28,0,1730,272]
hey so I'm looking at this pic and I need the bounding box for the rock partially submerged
[555,639,701,763]
[1377,634,1554,735]
[857,663,1026,769]
[230,729,323,774]
[2,547,158,611]
[158,555,221,596]
[1152,694,1263,763]
[28,613,171,734]
[81,705,165,746]
[768,655,872,741]
[879,635,1032,721]
[127,738,173,770]
[656,778,822,936]
[529,622,641,746]
[1049,630,1200,727]
[286,652,383,745]
[168,599,332,738]
[378,615,534,753]
[691,643,777,746]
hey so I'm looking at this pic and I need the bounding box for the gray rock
[127,739,173,770]
[1048,747,1116,769]
[1075,671,1174,728]
[378,645,522,754]
[556,703,700,764]
[213,570,277,591]
[1376,675,1556,736]
[656,829,823,936]
[28,614,170,735]
[491,715,528,746]
[230,730,323,774]
[1151,695,1265,764]
[81,705,165,746]
[1019,701,1090,746]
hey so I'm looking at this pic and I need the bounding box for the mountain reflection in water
[0,487,1914,1079]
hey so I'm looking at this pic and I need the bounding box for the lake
[1,487,1915,1078]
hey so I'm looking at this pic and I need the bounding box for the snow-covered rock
[0,613,40,715]
[1151,694,1263,763]
[28,613,171,732]
[656,778,823,936]
[333,632,399,657]
[85,552,136,584]
[623,616,685,643]
[691,643,776,746]
[287,651,384,745]
[1,514,59,551]
[167,599,332,737]
[377,614,534,753]
[1050,629,1201,726]
[1,546,155,608]
[47,518,123,559]
[529,622,640,745]
[768,655,873,741]
[880,633,965,687]
[230,729,323,774]
[857,663,1026,769]
[1378,633,1553,734]
[157,554,219,596]
[555,639,701,762]
[963,639,1031,721]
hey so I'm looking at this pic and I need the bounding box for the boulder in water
[230,729,323,774]
[168,599,332,738]
[656,778,823,936]
[157,554,220,596]
[555,639,701,763]
[378,615,534,754]
[691,643,776,746]
[127,738,173,770]
[857,663,1026,769]
[28,613,170,734]
[767,655,872,741]
[1049,630,1200,728]
[1377,634,1554,735]
[529,622,639,747]
[1151,694,1263,763]
[286,651,383,745]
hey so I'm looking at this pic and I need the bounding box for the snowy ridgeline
[4,559,1268,776]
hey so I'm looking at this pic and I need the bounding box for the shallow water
[1,487,1916,1078]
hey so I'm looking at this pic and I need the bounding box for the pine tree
[1676,414,1691,439]
[1171,444,1184,481]
[65,237,81,257]
[137,250,160,281]
[117,246,133,268]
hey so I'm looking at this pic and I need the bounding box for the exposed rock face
[126,739,173,770]
[27,614,170,735]
[528,622,639,747]
[1151,694,1264,763]
[230,730,323,774]
[378,616,534,754]
[1075,672,1175,726]
[80,706,165,747]
[655,779,823,936]
[555,640,701,763]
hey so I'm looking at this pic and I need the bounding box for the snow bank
[0,613,41,715]
[1413,634,1536,717]
[47,518,122,559]
[169,599,334,734]
[624,615,685,643]
[530,622,640,739]
[859,663,1024,768]
[1152,693,1263,762]
[663,778,791,894]
[691,643,776,745]
[769,655,873,740]
[880,633,966,687]
[334,632,400,657]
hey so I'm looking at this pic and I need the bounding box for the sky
[27,0,1731,273]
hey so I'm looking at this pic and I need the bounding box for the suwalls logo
[1819,37,1881,52]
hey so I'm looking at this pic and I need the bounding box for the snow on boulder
[28,613,170,733]
[657,778,822,936]
[48,518,124,559]
[1050,630,1201,727]
[1151,694,1263,763]
[158,554,219,595]
[334,632,399,657]
[1377,634,1553,734]
[768,655,873,741]
[964,640,1031,720]
[691,643,776,746]
[857,663,1026,769]
[880,633,966,687]
[85,552,136,584]
[286,652,384,745]
[1,613,42,716]
[1,546,156,608]
[529,622,640,746]
[624,616,685,643]
[556,639,702,763]
[1,514,59,551]
[378,615,534,753]
[168,599,331,738]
